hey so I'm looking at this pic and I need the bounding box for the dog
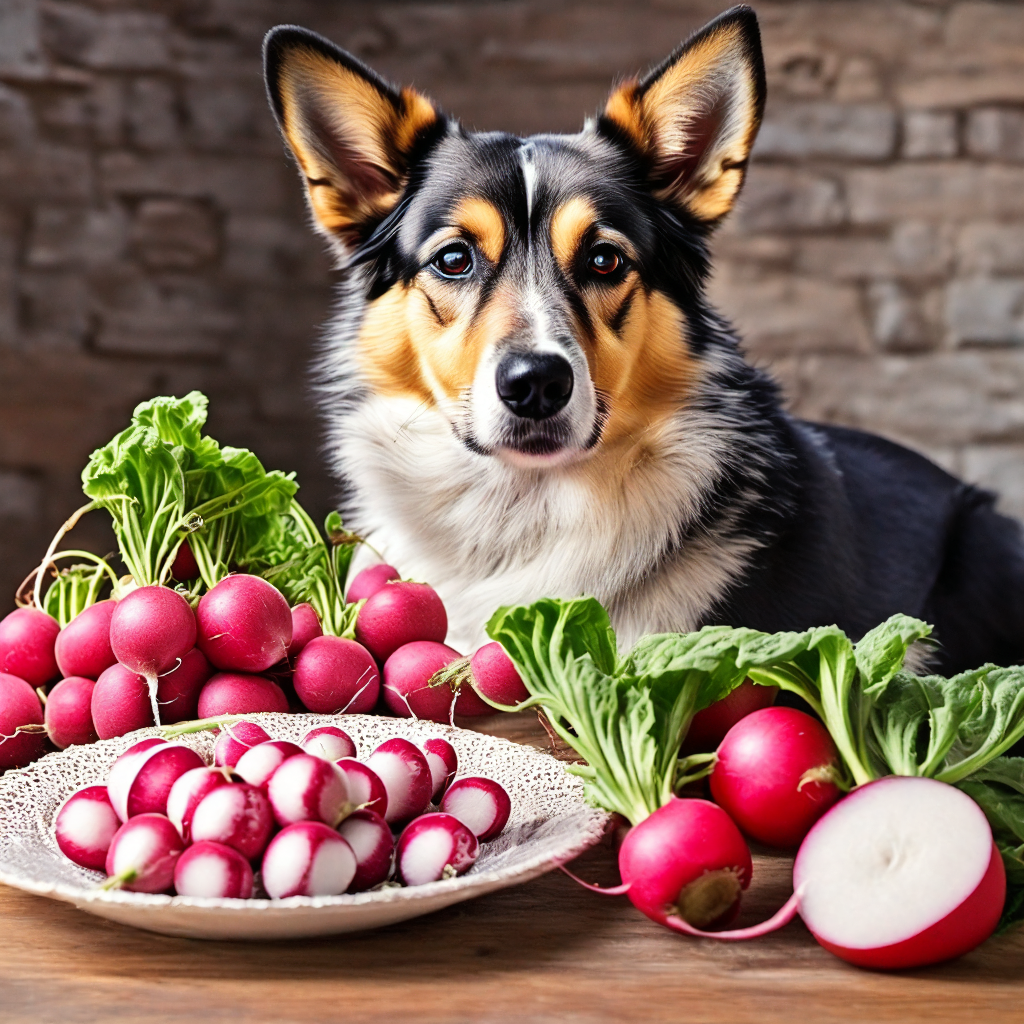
[263,6,1024,673]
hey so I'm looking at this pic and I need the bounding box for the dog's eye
[431,243,473,279]
[587,245,624,277]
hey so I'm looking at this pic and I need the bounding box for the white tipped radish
[54,785,120,870]
[0,607,59,687]
[288,603,322,658]
[234,739,303,790]
[104,813,184,893]
[196,574,292,673]
[197,671,289,718]
[107,741,204,822]
[213,720,271,768]
[190,782,274,860]
[337,809,394,891]
[106,737,168,818]
[262,821,357,898]
[267,753,349,828]
[365,738,433,825]
[0,672,45,770]
[44,676,98,748]
[396,812,479,886]
[422,738,457,801]
[292,636,379,715]
[336,758,388,818]
[346,564,399,603]
[173,840,254,899]
[440,777,511,841]
[167,766,231,843]
[301,725,356,762]
[91,663,153,739]
[54,601,117,680]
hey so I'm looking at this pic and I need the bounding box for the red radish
[355,582,447,663]
[196,574,292,673]
[190,782,273,860]
[54,785,120,870]
[170,539,200,581]
[44,676,98,748]
[105,737,166,806]
[173,840,254,899]
[336,758,388,818]
[440,777,511,841]
[383,641,462,723]
[683,679,778,754]
[794,776,1006,969]
[337,809,394,891]
[234,739,303,789]
[155,648,213,724]
[91,663,153,739]
[301,725,356,762]
[54,601,117,680]
[468,642,528,707]
[365,738,433,825]
[346,564,399,603]
[422,738,457,801]
[397,812,479,886]
[167,766,231,843]
[0,672,45,769]
[292,635,379,714]
[0,607,59,687]
[196,671,288,718]
[214,720,271,768]
[710,707,842,848]
[267,753,350,827]
[262,821,357,898]
[453,682,492,717]
[107,741,204,821]
[288,603,322,657]
[104,813,184,893]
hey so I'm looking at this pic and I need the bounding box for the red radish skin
[0,608,59,687]
[267,753,350,827]
[90,663,153,739]
[365,738,433,825]
[155,648,213,724]
[214,720,271,768]
[453,683,493,718]
[234,739,303,790]
[167,766,231,843]
[170,539,200,582]
[196,574,292,673]
[293,636,379,715]
[173,840,254,899]
[469,642,529,707]
[54,601,117,680]
[197,672,288,718]
[262,821,357,898]
[337,809,394,891]
[397,812,479,886]
[54,786,120,870]
[190,782,274,860]
[683,680,778,755]
[0,672,45,769]
[105,737,167,820]
[355,582,447,663]
[383,641,462,723]
[336,758,388,818]
[104,813,184,893]
[346,564,399,603]
[44,676,98,748]
[710,707,842,848]
[422,738,457,801]
[288,603,322,658]
[108,742,204,821]
[440,777,511,841]
[301,725,356,762]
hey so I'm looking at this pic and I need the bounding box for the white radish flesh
[234,739,303,790]
[267,753,349,827]
[365,738,432,825]
[173,840,254,899]
[336,758,388,818]
[301,725,356,762]
[440,776,511,841]
[422,738,457,801]
[397,812,479,886]
[337,809,394,891]
[262,821,357,898]
[55,785,120,870]
[190,782,274,860]
[166,766,231,843]
[104,813,184,893]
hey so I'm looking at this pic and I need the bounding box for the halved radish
[262,821,356,898]
[337,809,394,891]
[301,725,356,762]
[365,738,432,825]
[396,812,478,886]
[267,753,349,827]
[336,758,388,818]
[440,777,511,840]
[189,782,274,861]
[166,766,231,843]
[54,785,120,870]
[422,738,457,801]
[173,840,254,899]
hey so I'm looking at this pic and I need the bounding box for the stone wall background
[2,0,1024,608]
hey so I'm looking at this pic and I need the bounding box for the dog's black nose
[495,352,574,420]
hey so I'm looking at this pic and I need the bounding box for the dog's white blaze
[519,142,538,219]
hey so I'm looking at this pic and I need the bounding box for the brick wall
[2,0,1023,608]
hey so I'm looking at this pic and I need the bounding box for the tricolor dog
[263,7,1024,672]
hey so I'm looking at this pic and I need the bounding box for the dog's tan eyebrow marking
[550,198,638,272]
[454,197,505,264]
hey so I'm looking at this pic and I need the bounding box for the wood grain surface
[3,713,1023,1024]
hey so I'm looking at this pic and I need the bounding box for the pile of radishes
[55,721,511,898]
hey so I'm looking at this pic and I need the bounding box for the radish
[682,679,778,755]
[196,574,292,673]
[91,663,154,739]
[107,740,204,821]
[793,776,1006,969]
[440,777,511,840]
[234,739,303,789]
[109,585,196,725]
[214,720,271,768]
[190,781,274,860]
[267,753,350,827]
[155,648,213,724]
[422,738,457,800]
[288,603,322,658]
[44,676,98,748]
[0,672,45,769]
[196,671,288,718]
[167,766,231,842]
[396,812,479,886]
[355,582,447,663]
[54,785,120,870]
[710,707,842,849]
[365,738,432,824]
[262,821,357,898]
[469,642,529,707]
[337,809,394,891]
[336,758,388,818]
[346,564,399,603]
[104,813,184,893]
[0,607,59,687]
[292,635,379,715]
[301,725,356,762]
[383,641,462,723]
[452,679,493,717]
[54,600,117,680]
[170,539,200,582]
[173,839,254,899]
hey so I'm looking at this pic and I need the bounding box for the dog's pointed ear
[264,26,443,251]
[600,5,765,224]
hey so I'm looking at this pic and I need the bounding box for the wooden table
[3,714,1023,1024]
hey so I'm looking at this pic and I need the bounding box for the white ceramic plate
[0,713,610,941]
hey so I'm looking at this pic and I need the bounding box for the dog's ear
[264,26,443,251]
[600,5,765,224]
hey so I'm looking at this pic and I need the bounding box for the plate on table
[0,713,610,941]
